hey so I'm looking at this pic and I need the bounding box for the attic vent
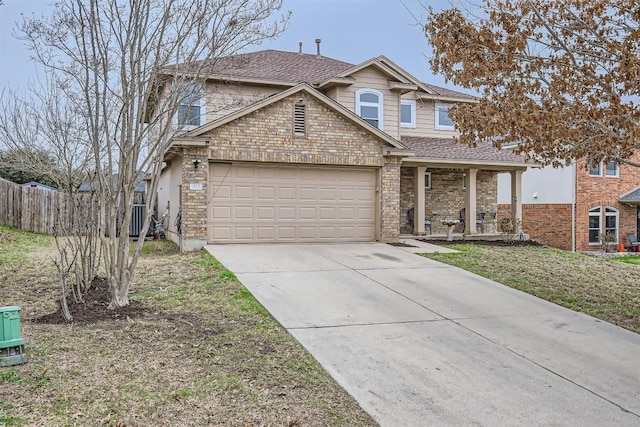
[293,102,306,137]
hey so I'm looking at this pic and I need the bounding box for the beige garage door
[208,163,377,243]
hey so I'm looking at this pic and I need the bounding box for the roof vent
[315,38,321,56]
[298,41,303,54]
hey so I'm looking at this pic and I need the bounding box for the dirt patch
[32,278,149,324]
[422,238,545,247]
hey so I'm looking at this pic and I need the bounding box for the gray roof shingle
[188,50,355,85]
[174,50,475,101]
[401,136,528,164]
[619,187,640,202]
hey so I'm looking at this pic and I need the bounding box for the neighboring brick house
[153,48,533,250]
[498,156,640,252]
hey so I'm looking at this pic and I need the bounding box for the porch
[398,137,533,240]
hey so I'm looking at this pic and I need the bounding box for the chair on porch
[408,207,432,234]
[459,208,485,233]
[627,233,640,252]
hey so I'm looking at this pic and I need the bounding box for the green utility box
[0,306,27,367]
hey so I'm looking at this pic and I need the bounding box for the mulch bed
[32,277,151,325]
[422,239,545,247]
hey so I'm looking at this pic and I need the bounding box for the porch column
[510,170,523,232]
[464,168,478,234]
[414,166,426,234]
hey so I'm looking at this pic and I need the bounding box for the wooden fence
[1,178,148,236]
[0,178,81,234]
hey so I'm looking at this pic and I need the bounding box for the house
[498,156,640,252]
[154,46,533,250]
[21,181,57,192]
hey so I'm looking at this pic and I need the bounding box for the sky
[0,0,469,94]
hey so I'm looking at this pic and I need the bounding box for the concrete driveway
[205,242,640,426]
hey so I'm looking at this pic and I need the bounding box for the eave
[402,156,536,171]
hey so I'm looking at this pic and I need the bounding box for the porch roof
[400,136,533,170]
[619,186,640,204]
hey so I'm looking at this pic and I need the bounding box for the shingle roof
[619,186,640,202]
[422,83,477,101]
[401,136,528,164]
[173,50,475,101]
[190,50,355,85]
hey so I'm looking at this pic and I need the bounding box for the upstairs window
[589,162,602,176]
[177,84,204,130]
[589,161,619,177]
[435,102,455,130]
[401,100,416,128]
[605,161,619,177]
[356,89,383,129]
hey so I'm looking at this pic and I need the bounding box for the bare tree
[16,0,289,308]
[0,76,100,320]
[424,0,640,167]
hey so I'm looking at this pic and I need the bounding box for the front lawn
[421,243,640,334]
[0,226,376,426]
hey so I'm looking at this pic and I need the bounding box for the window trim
[355,88,383,130]
[604,206,619,243]
[435,102,455,131]
[176,83,206,131]
[400,99,416,128]
[605,161,619,178]
[589,162,602,177]
[588,207,602,245]
[588,206,619,245]
[424,171,431,190]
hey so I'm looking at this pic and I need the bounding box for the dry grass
[0,226,377,427]
[421,243,640,333]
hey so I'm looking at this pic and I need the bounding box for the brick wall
[400,167,498,234]
[178,91,403,246]
[381,157,401,241]
[180,147,208,249]
[499,203,573,250]
[574,158,640,251]
[206,95,385,167]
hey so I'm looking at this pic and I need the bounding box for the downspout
[571,161,576,252]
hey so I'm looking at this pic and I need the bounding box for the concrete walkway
[205,242,640,426]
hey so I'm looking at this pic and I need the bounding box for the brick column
[180,147,208,250]
[380,156,401,242]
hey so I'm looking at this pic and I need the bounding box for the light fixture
[193,159,201,169]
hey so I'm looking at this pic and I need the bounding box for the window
[435,102,455,130]
[424,172,431,189]
[604,207,618,242]
[605,161,619,177]
[589,206,619,244]
[177,84,204,130]
[589,207,601,244]
[401,100,416,128]
[589,161,619,177]
[356,89,383,129]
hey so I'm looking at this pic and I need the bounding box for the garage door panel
[279,187,296,200]
[257,206,276,220]
[278,207,296,219]
[235,186,254,199]
[299,187,317,200]
[208,164,376,243]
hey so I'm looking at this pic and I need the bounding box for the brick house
[498,157,640,252]
[154,48,533,250]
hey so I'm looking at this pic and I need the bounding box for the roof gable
[184,83,409,151]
